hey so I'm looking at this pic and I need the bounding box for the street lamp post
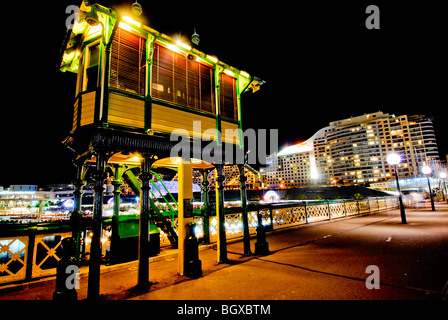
[422,165,435,211]
[387,153,407,224]
[439,171,447,203]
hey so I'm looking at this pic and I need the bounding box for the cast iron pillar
[109,165,124,265]
[137,154,153,291]
[215,164,228,264]
[87,151,107,301]
[201,170,211,245]
[238,164,252,256]
[71,162,86,263]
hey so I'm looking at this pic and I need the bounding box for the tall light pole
[422,165,435,211]
[439,171,447,203]
[387,153,407,224]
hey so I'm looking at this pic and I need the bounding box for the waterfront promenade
[1,203,447,301]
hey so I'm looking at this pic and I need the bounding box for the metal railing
[0,221,72,285]
[1,196,398,286]
[160,197,399,244]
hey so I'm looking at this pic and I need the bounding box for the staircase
[122,168,179,248]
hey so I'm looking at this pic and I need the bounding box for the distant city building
[0,184,76,215]
[10,185,38,192]
[207,166,262,190]
[262,129,324,188]
[408,115,440,163]
[263,111,443,188]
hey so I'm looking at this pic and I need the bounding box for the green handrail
[150,180,176,228]
[151,171,178,206]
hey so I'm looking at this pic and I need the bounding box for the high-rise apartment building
[408,115,440,164]
[263,111,441,187]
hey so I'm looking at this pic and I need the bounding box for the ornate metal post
[201,170,211,245]
[137,154,152,291]
[215,164,228,264]
[109,165,124,265]
[71,161,86,263]
[88,151,107,301]
[238,164,252,256]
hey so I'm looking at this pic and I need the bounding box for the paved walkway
[1,203,447,300]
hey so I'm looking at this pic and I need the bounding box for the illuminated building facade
[0,185,76,215]
[263,150,314,188]
[58,0,263,296]
[263,127,328,188]
[408,115,440,166]
[207,166,262,190]
[264,111,441,187]
[60,2,261,143]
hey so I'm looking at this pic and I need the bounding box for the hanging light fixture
[85,6,99,26]
[132,1,143,16]
[191,28,200,46]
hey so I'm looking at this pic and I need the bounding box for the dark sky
[1,1,446,186]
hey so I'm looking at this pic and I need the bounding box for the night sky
[1,1,446,186]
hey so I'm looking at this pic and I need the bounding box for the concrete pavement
[131,203,448,300]
[1,203,447,300]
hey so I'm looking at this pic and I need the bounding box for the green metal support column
[238,164,252,256]
[201,170,211,245]
[88,151,107,301]
[136,154,153,291]
[101,11,119,125]
[109,164,125,265]
[215,164,228,264]
[214,67,224,147]
[71,162,86,263]
[144,34,156,132]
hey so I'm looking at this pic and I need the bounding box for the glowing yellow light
[87,23,103,37]
[224,69,235,77]
[206,55,218,64]
[63,51,75,63]
[122,15,141,28]
[166,43,181,54]
[240,70,250,78]
[129,156,141,163]
[195,56,206,64]
[176,40,191,51]
[119,22,133,32]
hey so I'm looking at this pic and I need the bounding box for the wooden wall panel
[151,103,216,140]
[108,92,145,129]
[80,91,96,126]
